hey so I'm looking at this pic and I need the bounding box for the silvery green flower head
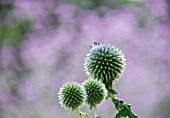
[83,79,107,108]
[58,82,86,111]
[84,42,126,89]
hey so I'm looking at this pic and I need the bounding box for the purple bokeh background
[0,0,170,118]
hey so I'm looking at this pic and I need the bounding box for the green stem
[108,82,116,99]
[76,108,83,118]
[94,105,98,117]
[84,110,92,118]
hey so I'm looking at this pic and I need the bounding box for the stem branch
[76,108,83,118]
[94,105,98,117]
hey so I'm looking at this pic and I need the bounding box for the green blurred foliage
[0,20,31,47]
[69,0,141,9]
[0,0,31,48]
[0,1,32,115]
[0,0,14,21]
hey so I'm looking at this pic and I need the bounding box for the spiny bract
[58,82,86,111]
[84,43,126,89]
[83,79,107,108]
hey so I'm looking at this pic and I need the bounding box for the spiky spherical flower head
[58,82,86,111]
[83,79,107,108]
[84,43,126,89]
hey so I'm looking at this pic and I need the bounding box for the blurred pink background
[0,0,170,118]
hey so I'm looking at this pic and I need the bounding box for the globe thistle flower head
[58,82,86,111]
[84,43,126,89]
[83,79,107,108]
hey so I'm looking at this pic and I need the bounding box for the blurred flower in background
[0,0,170,118]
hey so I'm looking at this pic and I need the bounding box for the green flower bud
[83,79,107,108]
[84,43,126,89]
[58,82,86,111]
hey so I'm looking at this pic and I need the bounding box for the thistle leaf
[108,89,118,95]
[112,98,138,118]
